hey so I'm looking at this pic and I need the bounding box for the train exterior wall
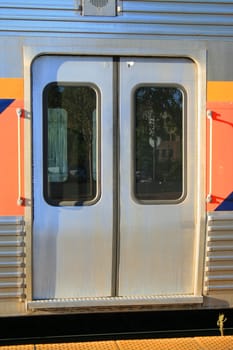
[0,0,233,315]
[0,0,233,38]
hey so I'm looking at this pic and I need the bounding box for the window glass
[43,83,98,205]
[134,86,184,201]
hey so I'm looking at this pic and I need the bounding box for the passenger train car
[0,0,233,317]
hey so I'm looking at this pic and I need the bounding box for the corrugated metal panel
[204,212,233,293]
[0,216,26,299]
[0,1,232,37]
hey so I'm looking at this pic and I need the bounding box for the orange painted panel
[207,81,233,211]
[206,103,233,211]
[0,78,24,216]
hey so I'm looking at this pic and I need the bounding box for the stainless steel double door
[32,56,198,300]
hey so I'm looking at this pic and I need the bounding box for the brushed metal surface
[32,56,114,299]
[118,58,198,296]
[0,1,233,37]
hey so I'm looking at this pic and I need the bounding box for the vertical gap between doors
[111,57,120,297]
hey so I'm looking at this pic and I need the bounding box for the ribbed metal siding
[0,217,26,299]
[204,212,233,293]
[0,0,232,37]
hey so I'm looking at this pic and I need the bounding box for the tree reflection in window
[134,86,184,201]
[43,83,98,205]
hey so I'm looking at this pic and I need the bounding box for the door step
[28,295,203,309]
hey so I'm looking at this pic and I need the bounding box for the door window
[43,83,99,206]
[134,86,185,202]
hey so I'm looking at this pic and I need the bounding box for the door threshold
[28,295,203,309]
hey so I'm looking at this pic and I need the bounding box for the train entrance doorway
[32,56,200,303]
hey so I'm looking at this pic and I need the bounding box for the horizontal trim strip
[0,0,73,9]
[0,216,24,225]
[0,230,25,236]
[205,275,233,281]
[0,19,232,37]
[1,21,233,37]
[207,245,233,251]
[0,241,25,247]
[0,251,25,257]
[0,79,24,99]
[206,265,233,271]
[1,8,233,23]
[205,284,233,291]
[0,261,25,268]
[208,226,233,232]
[0,291,25,299]
[206,255,233,261]
[0,271,25,278]
[207,82,233,102]
[207,235,233,241]
[124,1,233,15]
[1,1,233,13]
[0,281,25,288]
